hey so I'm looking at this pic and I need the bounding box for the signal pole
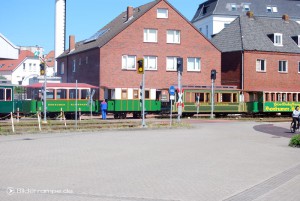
[137,58,146,127]
[210,69,216,119]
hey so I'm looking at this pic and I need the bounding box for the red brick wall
[99,1,220,98]
[244,51,300,92]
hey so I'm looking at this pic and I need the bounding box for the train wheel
[121,113,127,119]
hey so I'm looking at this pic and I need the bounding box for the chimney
[282,14,289,22]
[246,11,254,18]
[69,35,75,52]
[127,6,134,21]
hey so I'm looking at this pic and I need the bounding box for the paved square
[0,120,300,201]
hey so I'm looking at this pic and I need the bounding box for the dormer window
[274,33,283,46]
[266,6,278,13]
[291,35,300,47]
[231,4,237,11]
[243,4,250,11]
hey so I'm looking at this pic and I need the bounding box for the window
[144,29,157,43]
[133,89,139,99]
[231,4,237,11]
[122,55,136,70]
[0,89,4,101]
[29,63,32,71]
[187,57,201,71]
[145,90,150,99]
[167,30,180,44]
[243,4,250,11]
[274,33,282,46]
[56,89,67,99]
[157,8,168,18]
[23,63,26,70]
[72,59,76,72]
[33,63,36,71]
[256,59,266,72]
[298,62,300,73]
[144,56,157,70]
[0,88,12,101]
[224,23,230,28]
[166,57,178,71]
[278,60,288,72]
[121,89,127,99]
[60,62,64,75]
[267,6,278,13]
[81,89,89,99]
[69,89,79,99]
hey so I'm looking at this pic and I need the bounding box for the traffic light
[40,62,45,75]
[211,69,217,80]
[137,58,144,74]
[177,57,183,73]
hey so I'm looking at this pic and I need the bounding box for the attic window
[157,8,168,18]
[243,4,250,11]
[274,33,283,46]
[231,4,237,11]
[203,6,208,15]
[266,6,278,13]
[84,28,110,44]
[292,35,300,47]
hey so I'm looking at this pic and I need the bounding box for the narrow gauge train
[0,83,299,119]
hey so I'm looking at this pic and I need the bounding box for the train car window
[206,93,210,102]
[265,93,269,101]
[46,89,54,99]
[282,93,287,102]
[222,93,232,102]
[6,89,12,101]
[233,93,238,102]
[56,89,67,99]
[293,94,297,101]
[69,89,79,99]
[133,89,139,99]
[145,90,150,99]
[298,94,300,102]
[121,89,127,99]
[81,89,89,99]
[276,93,281,102]
[0,88,4,100]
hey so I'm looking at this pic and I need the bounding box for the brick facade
[57,1,221,99]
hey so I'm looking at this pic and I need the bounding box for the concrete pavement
[0,120,299,201]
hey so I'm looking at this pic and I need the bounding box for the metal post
[170,99,173,127]
[210,79,214,119]
[142,72,146,127]
[43,67,47,123]
[177,71,181,122]
[75,80,78,129]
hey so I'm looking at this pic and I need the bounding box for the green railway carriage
[105,87,161,119]
[245,91,300,114]
[172,86,244,116]
[0,84,14,118]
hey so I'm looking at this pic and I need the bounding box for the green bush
[289,134,300,148]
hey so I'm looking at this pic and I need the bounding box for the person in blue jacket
[101,100,108,119]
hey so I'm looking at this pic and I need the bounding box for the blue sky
[0,0,203,54]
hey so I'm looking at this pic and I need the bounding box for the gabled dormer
[291,35,300,47]
[268,33,283,46]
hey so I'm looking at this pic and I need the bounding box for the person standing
[101,100,108,120]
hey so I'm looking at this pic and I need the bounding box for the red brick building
[212,13,300,102]
[57,0,220,101]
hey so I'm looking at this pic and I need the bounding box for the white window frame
[157,8,168,18]
[144,29,157,43]
[187,57,201,72]
[272,6,278,12]
[72,59,76,72]
[243,4,250,11]
[231,4,237,11]
[298,61,300,73]
[122,55,136,70]
[278,60,288,73]
[167,30,180,44]
[298,35,300,47]
[60,62,64,75]
[144,56,157,71]
[256,59,266,72]
[274,33,283,46]
[166,57,178,71]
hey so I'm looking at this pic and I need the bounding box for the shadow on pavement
[253,124,295,138]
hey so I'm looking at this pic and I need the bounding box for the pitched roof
[45,50,55,67]
[192,0,300,22]
[58,0,160,58]
[0,50,35,71]
[211,15,300,53]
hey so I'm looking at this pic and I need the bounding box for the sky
[0,0,204,54]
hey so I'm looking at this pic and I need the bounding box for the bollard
[37,112,41,131]
[60,108,63,121]
[11,112,15,133]
[17,108,20,123]
[63,112,67,128]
